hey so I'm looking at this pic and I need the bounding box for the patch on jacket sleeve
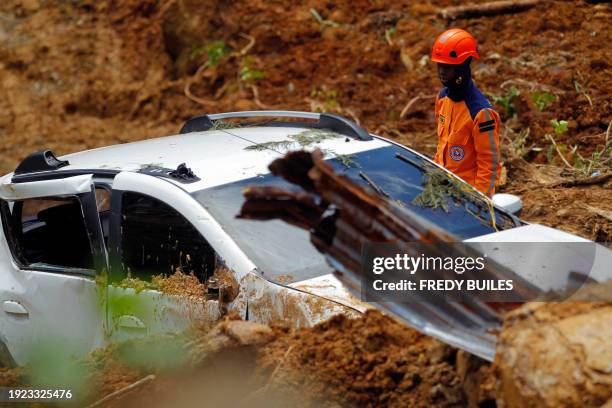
[478,119,495,133]
[439,114,445,124]
[449,145,465,161]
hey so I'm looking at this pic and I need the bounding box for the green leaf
[550,119,569,135]
[532,91,556,111]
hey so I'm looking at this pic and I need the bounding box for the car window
[94,186,111,245]
[120,192,216,283]
[8,196,94,270]
[95,187,111,212]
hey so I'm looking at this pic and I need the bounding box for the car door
[0,174,108,366]
[106,172,236,342]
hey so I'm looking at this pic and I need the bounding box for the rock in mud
[221,320,275,346]
[494,301,612,407]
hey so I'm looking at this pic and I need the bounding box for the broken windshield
[192,145,517,284]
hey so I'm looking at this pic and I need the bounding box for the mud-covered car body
[0,111,592,365]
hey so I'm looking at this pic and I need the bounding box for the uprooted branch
[440,0,540,20]
[508,172,612,194]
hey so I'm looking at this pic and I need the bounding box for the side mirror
[491,193,523,216]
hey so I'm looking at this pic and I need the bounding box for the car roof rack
[179,110,373,141]
[14,150,70,175]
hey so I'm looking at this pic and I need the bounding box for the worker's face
[436,63,462,88]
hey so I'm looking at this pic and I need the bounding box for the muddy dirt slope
[1,0,610,239]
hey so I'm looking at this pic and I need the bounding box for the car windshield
[192,144,517,284]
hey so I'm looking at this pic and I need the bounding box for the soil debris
[151,268,206,298]
[0,0,610,239]
[256,310,465,407]
[494,300,612,407]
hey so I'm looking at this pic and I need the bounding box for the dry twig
[237,32,256,56]
[545,133,573,169]
[184,32,257,107]
[586,206,612,223]
[400,94,436,119]
[250,85,271,109]
[86,375,156,408]
[509,172,612,194]
[500,79,566,95]
[440,0,540,20]
[240,346,295,403]
[184,63,218,107]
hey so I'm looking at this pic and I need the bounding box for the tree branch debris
[440,0,541,20]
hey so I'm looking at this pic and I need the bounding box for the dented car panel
[0,174,94,201]
[288,274,371,313]
[241,272,360,328]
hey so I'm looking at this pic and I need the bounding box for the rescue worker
[431,28,501,196]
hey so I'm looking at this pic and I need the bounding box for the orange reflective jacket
[434,82,502,196]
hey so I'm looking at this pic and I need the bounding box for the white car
[0,111,599,365]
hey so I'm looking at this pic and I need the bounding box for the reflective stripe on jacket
[434,81,502,196]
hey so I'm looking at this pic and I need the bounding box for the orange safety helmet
[431,28,479,65]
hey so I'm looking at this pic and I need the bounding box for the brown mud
[85,311,470,407]
[0,0,610,239]
[2,305,610,407]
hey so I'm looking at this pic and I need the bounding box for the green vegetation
[384,26,397,44]
[331,152,360,169]
[26,339,90,392]
[245,129,341,152]
[573,71,593,107]
[545,119,569,165]
[550,119,569,135]
[244,130,359,168]
[310,8,351,30]
[292,129,339,146]
[571,140,611,177]
[545,119,571,167]
[190,40,228,66]
[411,171,467,213]
[532,91,556,111]
[310,87,340,111]
[411,169,502,230]
[545,119,611,177]
[491,87,520,118]
[508,127,532,158]
[244,140,294,152]
[210,120,241,130]
[239,56,266,82]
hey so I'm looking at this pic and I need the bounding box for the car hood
[465,223,590,243]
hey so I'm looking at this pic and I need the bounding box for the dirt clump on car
[0,367,25,387]
[151,268,207,299]
[116,266,235,299]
